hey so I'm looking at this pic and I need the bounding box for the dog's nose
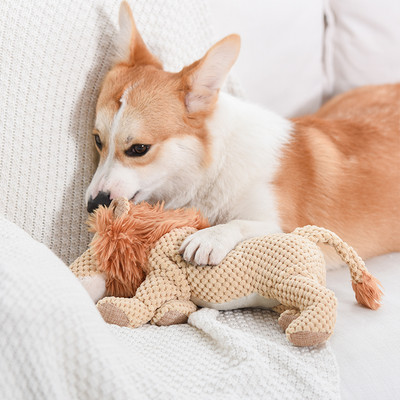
[87,191,112,213]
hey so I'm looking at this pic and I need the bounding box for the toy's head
[88,198,209,297]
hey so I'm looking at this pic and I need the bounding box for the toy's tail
[293,225,383,310]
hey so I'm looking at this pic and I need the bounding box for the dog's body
[86,2,400,269]
[277,84,400,260]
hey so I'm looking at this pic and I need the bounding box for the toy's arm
[69,246,106,303]
[135,269,184,311]
[69,246,100,278]
[97,228,196,329]
[97,269,186,328]
[97,295,153,329]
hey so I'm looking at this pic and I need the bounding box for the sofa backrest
[208,0,400,115]
[0,0,238,265]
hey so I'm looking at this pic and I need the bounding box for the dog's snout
[87,191,112,213]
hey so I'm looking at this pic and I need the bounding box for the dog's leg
[179,220,280,265]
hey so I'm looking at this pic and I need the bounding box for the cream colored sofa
[209,3,400,399]
[1,1,399,399]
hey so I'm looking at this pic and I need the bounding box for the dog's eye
[125,144,151,157]
[94,134,102,151]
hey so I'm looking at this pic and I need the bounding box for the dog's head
[86,1,240,213]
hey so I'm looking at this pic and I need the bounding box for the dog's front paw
[179,224,242,266]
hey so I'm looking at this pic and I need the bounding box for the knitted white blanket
[0,217,340,399]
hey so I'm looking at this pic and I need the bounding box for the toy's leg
[272,305,301,331]
[276,276,337,347]
[277,309,301,331]
[272,304,289,314]
[97,296,153,328]
[151,300,197,326]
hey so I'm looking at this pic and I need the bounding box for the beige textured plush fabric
[94,226,335,347]
[0,0,240,265]
[71,202,380,347]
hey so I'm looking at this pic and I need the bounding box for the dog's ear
[114,1,162,68]
[180,34,240,114]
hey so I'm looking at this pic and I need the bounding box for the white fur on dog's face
[86,2,240,207]
[85,86,205,205]
[86,132,205,206]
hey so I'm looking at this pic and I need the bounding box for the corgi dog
[86,1,400,270]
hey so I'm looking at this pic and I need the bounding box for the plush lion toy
[70,198,382,347]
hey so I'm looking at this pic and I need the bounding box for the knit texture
[0,0,240,266]
[96,227,337,346]
[0,216,340,399]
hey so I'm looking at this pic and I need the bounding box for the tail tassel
[352,270,383,310]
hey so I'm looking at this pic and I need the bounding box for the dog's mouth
[129,191,140,203]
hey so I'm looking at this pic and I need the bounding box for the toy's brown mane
[88,202,209,297]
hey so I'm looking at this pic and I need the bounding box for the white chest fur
[184,93,293,226]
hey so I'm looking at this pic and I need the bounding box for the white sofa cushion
[328,253,400,399]
[329,0,400,95]
[0,216,340,399]
[207,0,326,117]
[0,0,238,265]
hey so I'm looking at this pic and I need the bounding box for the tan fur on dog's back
[88,2,399,266]
[274,84,400,258]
